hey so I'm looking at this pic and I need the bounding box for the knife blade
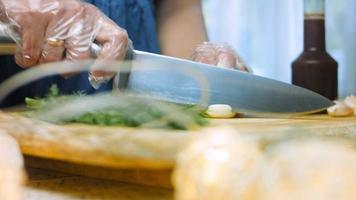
[0,37,333,115]
[127,51,333,115]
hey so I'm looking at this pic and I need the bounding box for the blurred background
[203,0,356,98]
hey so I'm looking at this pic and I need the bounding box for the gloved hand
[192,42,251,73]
[0,0,129,78]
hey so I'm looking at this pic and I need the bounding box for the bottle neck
[304,18,326,51]
[303,0,326,51]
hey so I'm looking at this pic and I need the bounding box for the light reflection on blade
[127,51,333,115]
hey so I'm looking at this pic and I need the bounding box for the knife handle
[0,36,135,60]
[0,36,134,90]
[0,42,107,57]
[83,42,135,91]
[0,36,16,55]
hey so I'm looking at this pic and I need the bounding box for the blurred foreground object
[0,130,24,200]
[261,139,356,200]
[192,42,251,72]
[292,0,338,100]
[173,126,262,200]
[174,127,356,200]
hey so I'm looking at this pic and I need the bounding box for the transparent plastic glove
[0,0,129,79]
[192,42,251,73]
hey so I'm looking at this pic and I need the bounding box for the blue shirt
[0,0,159,107]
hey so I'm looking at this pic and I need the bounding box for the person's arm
[156,0,250,72]
[156,0,208,59]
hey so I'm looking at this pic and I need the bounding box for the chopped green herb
[25,84,208,130]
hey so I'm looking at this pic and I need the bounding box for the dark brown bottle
[292,0,338,100]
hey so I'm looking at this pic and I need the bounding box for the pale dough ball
[173,126,261,200]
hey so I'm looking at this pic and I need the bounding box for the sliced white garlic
[327,101,353,117]
[205,104,236,118]
[344,95,356,116]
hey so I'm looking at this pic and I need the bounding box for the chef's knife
[0,37,333,115]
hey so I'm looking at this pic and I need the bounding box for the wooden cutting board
[1,112,356,187]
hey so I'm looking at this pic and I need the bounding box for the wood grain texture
[24,168,173,200]
[0,112,190,170]
[25,156,173,188]
[209,115,356,138]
